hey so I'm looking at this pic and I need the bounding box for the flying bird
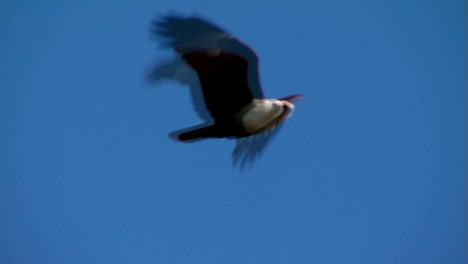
[149,15,303,168]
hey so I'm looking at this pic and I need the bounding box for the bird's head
[279,94,303,115]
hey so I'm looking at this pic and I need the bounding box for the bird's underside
[150,14,303,168]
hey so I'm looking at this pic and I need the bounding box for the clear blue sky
[1,1,465,263]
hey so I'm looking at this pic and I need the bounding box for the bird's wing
[232,124,284,169]
[152,15,265,99]
[182,51,255,122]
[146,55,213,124]
[232,110,291,169]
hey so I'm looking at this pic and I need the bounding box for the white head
[278,94,303,117]
[283,100,295,118]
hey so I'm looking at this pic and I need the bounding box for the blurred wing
[182,51,254,122]
[151,14,265,99]
[146,56,212,123]
[232,124,283,169]
[232,110,291,169]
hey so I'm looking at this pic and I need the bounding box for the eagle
[149,14,303,168]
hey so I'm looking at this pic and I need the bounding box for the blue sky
[1,0,465,263]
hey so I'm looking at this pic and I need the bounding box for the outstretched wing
[151,15,265,99]
[182,51,254,122]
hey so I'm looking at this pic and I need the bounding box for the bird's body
[150,15,303,167]
[176,98,294,140]
[173,51,302,142]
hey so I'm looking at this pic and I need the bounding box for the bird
[149,14,303,168]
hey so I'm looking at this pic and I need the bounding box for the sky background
[1,0,466,263]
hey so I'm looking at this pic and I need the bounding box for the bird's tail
[169,125,219,142]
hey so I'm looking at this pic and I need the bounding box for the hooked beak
[279,94,303,103]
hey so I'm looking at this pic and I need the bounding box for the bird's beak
[279,94,303,103]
